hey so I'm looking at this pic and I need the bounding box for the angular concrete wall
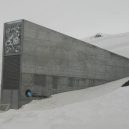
[19,20,129,107]
[22,20,129,80]
[1,19,129,109]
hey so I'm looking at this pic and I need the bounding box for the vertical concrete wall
[22,20,129,80]
[1,20,23,109]
[19,20,129,107]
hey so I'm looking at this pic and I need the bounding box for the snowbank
[0,77,129,129]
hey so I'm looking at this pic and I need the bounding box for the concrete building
[1,19,129,109]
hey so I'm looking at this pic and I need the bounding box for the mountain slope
[83,32,129,58]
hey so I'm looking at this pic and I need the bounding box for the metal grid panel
[3,55,20,89]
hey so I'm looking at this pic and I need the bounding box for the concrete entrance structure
[1,19,129,109]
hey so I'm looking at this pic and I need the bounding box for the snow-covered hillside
[83,32,129,58]
[0,78,129,129]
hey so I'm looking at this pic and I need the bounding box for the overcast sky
[0,0,129,42]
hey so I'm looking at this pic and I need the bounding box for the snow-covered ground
[0,77,129,129]
[0,32,129,129]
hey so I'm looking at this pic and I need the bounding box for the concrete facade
[1,19,129,109]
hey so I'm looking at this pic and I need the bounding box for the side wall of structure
[19,20,129,106]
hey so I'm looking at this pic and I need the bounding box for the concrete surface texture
[1,19,129,109]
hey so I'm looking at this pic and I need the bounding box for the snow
[0,32,129,129]
[0,77,129,129]
[83,32,129,58]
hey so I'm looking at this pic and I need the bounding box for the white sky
[0,0,129,41]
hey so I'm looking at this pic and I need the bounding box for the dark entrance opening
[122,80,129,87]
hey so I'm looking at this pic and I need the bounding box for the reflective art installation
[4,23,21,55]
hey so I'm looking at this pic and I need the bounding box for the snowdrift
[0,77,129,129]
